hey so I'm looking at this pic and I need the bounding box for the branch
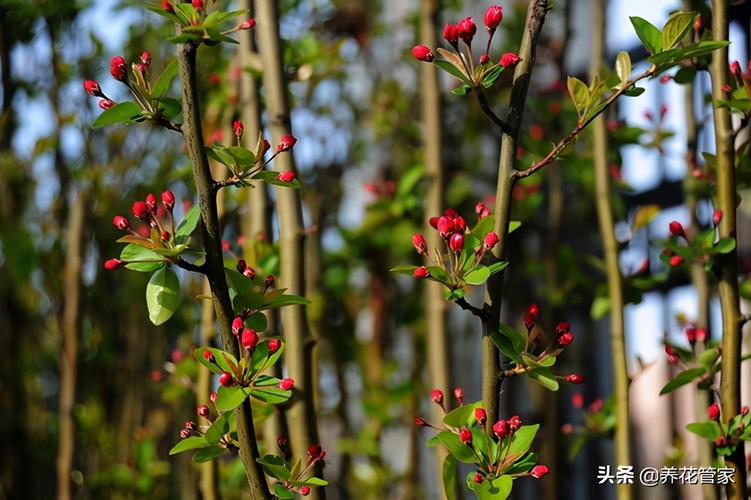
[455,297,489,320]
[174,258,206,274]
[155,115,182,133]
[513,66,656,179]
[475,89,510,132]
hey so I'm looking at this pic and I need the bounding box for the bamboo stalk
[484,0,549,426]
[254,2,323,494]
[590,2,631,499]
[177,40,270,498]
[709,1,748,498]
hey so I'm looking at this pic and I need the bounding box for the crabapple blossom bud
[104,258,124,270]
[276,134,297,152]
[84,80,104,97]
[524,304,538,330]
[449,232,464,252]
[453,386,464,405]
[572,393,584,408]
[453,216,466,231]
[412,233,427,254]
[557,332,573,346]
[192,0,204,10]
[660,75,671,84]
[162,0,173,12]
[197,404,210,418]
[277,171,296,183]
[695,328,707,342]
[161,190,175,210]
[665,345,679,365]
[456,17,476,45]
[232,316,244,336]
[233,120,244,139]
[484,5,503,31]
[110,56,127,81]
[442,23,459,47]
[268,338,281,353]
[179,429,190,439]
[279,378,294,391]
[411,45,434,62]
[475,407,487,425]
[98,99,115,110]
[242,266,255,279]
[742,406,749,416]
[209,391,217,403]
[708,403,720,420]
[715,436,726,446]
[307,444,325,463]
[203,350,214,363]
[561,423,573,434]
[493,419,509,438]
[300,487,310,496]
[500,52,520,68]
[236,259,246,273]
[414,266,429,279]
[431,389,444,406]
[483,231,499,250]
[263,139,271,153]
[436,216,454,237]
[132,201,149,220]
[669,255,683,267]
[112,215,130,231]
[459,428,472,445]
[444,209,458,218]
[145,193,157,212]
[184,421,196,431]
[565,374,584,384]
[140,51,151,67]
[265,274,274,287]
[507,415,522,431]
[730,61,741,76]
[473,473,484,484]
[722,84,731,93]
[239,19,255,30]
[713,209,723,226]
[277,436,288,452]
[685,327,697,345]
[219,371,233,387]
[530,465,549,479]
[475,202,487,216]
[555,322,570,335]
[428,216,439,229]
[479,54,489,65]
[415,416,429,426]
[668,221,685,237]
[694,15,703,31]
[241,328,258,351]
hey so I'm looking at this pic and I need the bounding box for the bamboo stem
[709,1,748,498]
[177,40,269,498]
[590,2,632,499]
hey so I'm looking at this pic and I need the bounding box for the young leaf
[629,16,662,54]
[203,413,230,445]
[257,454,291,480]
[92,102,142,129]
[274,484,295,499]
[193,445,226,463]
[169,436,208,455]
[615,51,632,84]
[464,266,490,285]
[390,265,419,275]
[442,455,458,500]
[659,367,706,395]
[436,431,476,463]
[145,266,180,325]
[215,385,251,412]
[661,12,697,50]
[528,367,559,391]
[443,401,482,428]
[507,424,540,458]
[152,59,178,99]
[175,205,201,240]
[120,243,165,272]
[686,421,722,441]
[714,237,736,254]
[435,48,472,85]
[567,77,590,116]
[469,473,512,500]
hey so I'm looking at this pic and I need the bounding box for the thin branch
[174,258,206,274]
[475,88,510,132]
[455,297,489,320]
[155,115,182,133]
[513,67,656,179]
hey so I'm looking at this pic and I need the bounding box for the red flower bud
[668,220,685,237]
[507,415,522,431]
[695,327,707,342]
[184,421,197,431]
[414,266,429,279]
[694,15,703,31]
[192,0,204,10]
[179,429,190,439]
[453,216,466,232]
[483,5,503,31]
[145,193,157,212]
[104,258,124,270]
[233,120,244,139]
[243,266,256,279]
[500,52,521,68]
[459,427,472,445]
[479,54,489,65]
[436,216,455,238]
[572,393,584,408]
[84,80,104,97]
[669,255,683,267]
[161,0,173,12]
[428,216,439,229]
[161,190,175,210]
[110,56,127,81]
[219,371,233,387]
[98,99,115,110]
[555,322,570,335]
[197,404,210,418]
[742,406,749,416]
[277,436,288,452]
[557,332,574,346]
[431,389,444,406]
[131,201,149,220]
[712,209,723,226]
[473,473,484,484]
[264,274,274,288]
[112,215,130,231]
[241,328,259,351]
[209,391,217,403]
[300,486,310,496]
[660,75,671,84]
[449,232,464,252]
[411,45,434,62]
[493,419,508,438]
[203,350,214,363]
[263,139,271,153]
[444,209,459,219]
[276,134,297,152]
[530,465,549,479]
[279,378,294,391]
[685,327,697,345]
[268,338,281,353]
[708,402,720,420]
[456,17,476,46]
[277,171,296,183]
[565,374,584,384]
[412,233,427,254]
[140,51,151,68]
[731,60,741,76]
[415,416,429,426]
[307,444,325,461]
[483,231,499,250]
[474,407,487,425]
[722,83,731,93]
[239,19,256,30]
[442,23,458,47]
[232,316,244,336]
[453,386,464,405]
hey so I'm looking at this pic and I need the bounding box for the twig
[174,258,206,274]
[475,88,510,132]
[455,297,489,320]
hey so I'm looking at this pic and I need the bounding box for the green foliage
[145,265,180,325]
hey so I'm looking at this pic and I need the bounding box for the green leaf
[661,12,697,50]
[274,484,295,499]
[630,16,662,54]
[120,244,165,272]
[249,170,302,188]
[434,59,471,86]
[299,477,328,486]
[257,454,291,480]
[498,324,526,354]
[204,412,230,444]
[471,216,495,238]
[504,451,537,475]
[92,102,142,129]
[169,436,208,455]
[469,474,512,500]
[250,339,285,372]
[508,221,521,233]
[193,445,226,463]
[507,424,539,458]
[152,59,178,99]
[442,455,458,500]
[567,77,590,115]
[528,367,560,391]
[227,146,256,167]
[590,295,610,320]
[203,9,247,27]
[145,4,182,24]
[391,265,419,275]
[714,237,736,254]
[215,385,250,412]
[157,97,181,119]
[435,431,475,463]
[246,312,268,332]
[660,367,706,395]
[673,66,697,84]
[698,348,720,370]
[145,266,180,325]
[250,382,291,405]
[426,266,451,284]
[615,51,632,83]
[443,401,482,428]
[464,266,490,285]
[482,65,505,88]
[261,293,311,310]
[175,205,201,240]
[488,261,509,276]
[686,421,722,440]
[451,85,472,96]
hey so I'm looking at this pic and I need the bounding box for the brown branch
[475,88,510,132]
[174,257,206,274]
[455,297,488,320]
[513,66,656,179]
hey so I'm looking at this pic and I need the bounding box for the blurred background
[1,0,750,498]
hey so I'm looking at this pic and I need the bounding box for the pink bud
[493,419,508,438]
[98,99,115,110]
[192,0,204,10]
[572,393,584,408]
[456,17,476,46]
[483,231,499,250]
[264,274,274,288]
[453,387,464,405]
[708,402,720,420]
[479,54,489,65]
[233,120,244,138]
[219,372,233,387]
[415,416,429,426]
[104,258,124,270]
[715,436,726,446]
[436,216,455,238]
[83,80,103,97]
[161,0,173,12]
[557,332,574,346]
[565,374,584,384]
[131,201,149,220]
[279,378,294,391]
[140,51,151,67]
[442,24,459,47]
[411,45,434,62]
[507,415,522,430]
[483,5,503,31]
[110,56,127,81]
[203,350,214,363]
[712,209,723,226]
[241,328,259,351]
[412,233,427,254]
[277,171,296,183]
[730,60,741,76]
[197,404,210,418]
[668,221,685,237]
[239,19,255,30]
[449,232,464,252]
[112,215,130,231]
[161,190,175,210]
[232,316,244,336]
[268,338,281,353]
[431,389,444,406]
[695,327,707,342]
[209,391,217,403]
[473,473,484,484]
[459,428,472,445]
[414,266,429,279]
[276,135,297,152]
[685,327,697,345]
[263,139,271,153]
[530,465,549,479]
[660,75,671,84]
[500,52,520,68]
[300,486,310,496]
[474,407,487,425]
[145,193,157,212]
[669,255,683,267]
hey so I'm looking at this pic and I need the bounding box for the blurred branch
[475,88,510,132]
